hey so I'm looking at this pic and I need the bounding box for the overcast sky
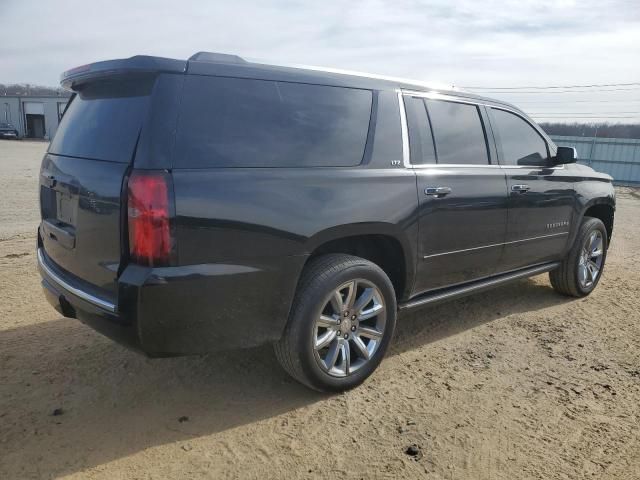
[2,0,639,121]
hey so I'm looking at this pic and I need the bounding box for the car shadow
[0,277,571,478]
[392,277,570,355]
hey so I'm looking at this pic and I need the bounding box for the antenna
[188,52,247,64]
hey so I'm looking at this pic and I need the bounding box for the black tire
[550,217,608,297]
[274,254,397,392]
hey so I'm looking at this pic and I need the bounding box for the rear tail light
[127,170,174,266]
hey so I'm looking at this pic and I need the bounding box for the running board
[399,262,560,311]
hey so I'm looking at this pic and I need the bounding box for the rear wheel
[550,217,608,297]
[275,254,396,392]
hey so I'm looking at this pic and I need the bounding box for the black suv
[38,53,615,391]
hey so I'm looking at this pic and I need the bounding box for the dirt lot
[1,140,639,479]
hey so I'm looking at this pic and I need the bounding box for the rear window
[425,100,489,165]
[174,76,373,168]
[49,77,152,163]
[404,96,436,165]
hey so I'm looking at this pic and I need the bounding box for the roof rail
[188,52,247,64]
[244,57,458,92]
[188,52,458,92]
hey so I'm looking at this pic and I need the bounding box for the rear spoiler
[60,55,187,90]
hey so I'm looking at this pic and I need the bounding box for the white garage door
[24,102,45,115]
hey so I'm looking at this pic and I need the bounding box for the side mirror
[553,146,577,165]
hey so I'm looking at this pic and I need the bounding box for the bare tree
[540,122,640,139]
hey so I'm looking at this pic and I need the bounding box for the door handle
[511,184,531,193]
[425,186,452,198]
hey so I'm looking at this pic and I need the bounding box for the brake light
[127,170,173,266]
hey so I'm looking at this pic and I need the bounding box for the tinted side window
[174,76,372,168]
[491,108,549,166]
[425,100,489,165]
[370,91,403,164]
[404,96,436,164]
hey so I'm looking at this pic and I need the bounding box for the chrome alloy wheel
[578,230,604,289]
[313,279,386,377]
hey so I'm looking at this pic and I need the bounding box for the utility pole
[588,124,599,167]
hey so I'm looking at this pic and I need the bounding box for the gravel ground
[1,140,639,479]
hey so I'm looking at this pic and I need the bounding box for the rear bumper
[38,247,305,356]
[38,249,116,312]
[38,248,141,351]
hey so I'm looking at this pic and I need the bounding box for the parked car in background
[0,123,19,139]
[37,53,615,392]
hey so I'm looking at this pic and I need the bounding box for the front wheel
[550,217,608,297]
[274,254,397,392]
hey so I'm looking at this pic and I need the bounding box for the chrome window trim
[411,163,564,170]
[248,59,459,93]
[37,248,117,313]
[396,90,411,168]
[398,90,498,170]
[423,231,569,259]
[403,89,492,107]
[398,89,565,170]
[411,163,502,169]
[499,164,565,170]
[488,104,550,140]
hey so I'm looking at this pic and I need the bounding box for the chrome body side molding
[37,248,117,313]
[423,232,569,259]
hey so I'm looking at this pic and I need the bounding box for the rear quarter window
[174,76,373,168]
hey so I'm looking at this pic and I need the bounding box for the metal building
[552,135,640,186]
[1,88,71,140]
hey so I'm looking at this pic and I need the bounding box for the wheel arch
[302,223,416,302]
[579,198,615,244]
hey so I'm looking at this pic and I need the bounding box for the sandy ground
[1,140,639,479]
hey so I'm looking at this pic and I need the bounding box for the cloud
[1,0,639,121]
